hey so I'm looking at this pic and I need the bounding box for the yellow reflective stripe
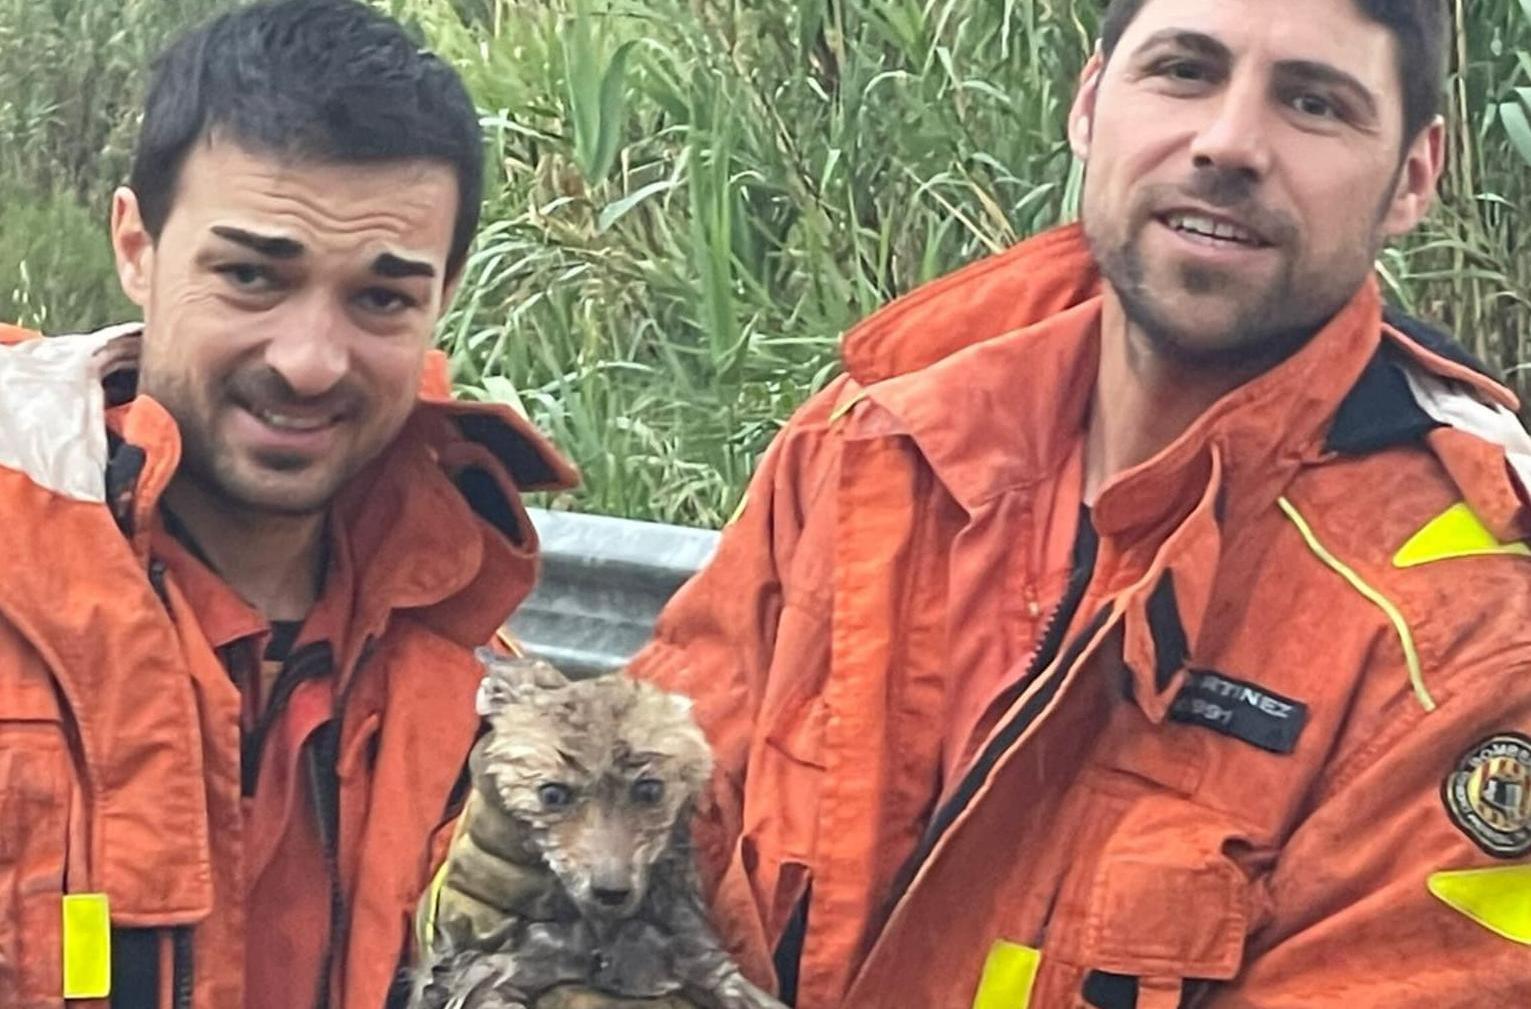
[829,388,870,424]
[1428,865,1531,945]
[416,858,452,955]
[61,893,111,999]
[971,940,1041,1009]
[1276,496,1435,712]
[1393,501,1531,568]
[726,491,750,528]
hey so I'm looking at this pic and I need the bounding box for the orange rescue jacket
[0,324,576,1009]
[633,225,1531,1008]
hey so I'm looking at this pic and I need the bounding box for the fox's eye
[631,778,665,805]
[538,783,574,809]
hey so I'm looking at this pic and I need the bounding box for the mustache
[225,367,361,416]
[1142,166,1299,246]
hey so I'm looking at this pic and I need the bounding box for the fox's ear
[474,649,569,716]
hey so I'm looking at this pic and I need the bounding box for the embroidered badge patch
[1443,732,1531,859]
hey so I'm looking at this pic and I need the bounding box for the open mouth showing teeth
[1163,211,1269,248]
[250,406,338,432]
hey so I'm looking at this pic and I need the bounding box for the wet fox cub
[412,651,784,1009]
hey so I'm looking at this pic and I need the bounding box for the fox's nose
[592,886,632,907]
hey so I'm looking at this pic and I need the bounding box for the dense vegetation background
[2,0,1527,525]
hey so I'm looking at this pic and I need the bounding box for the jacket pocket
[1029,786,1257,1009]
[0,724,72,1009]
[1084,845,1246,980]
[748,677,826,945]
[1071,794,1254,1009]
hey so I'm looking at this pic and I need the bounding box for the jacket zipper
[892,509,1102,905]
[242,641,334,796]
[148,559,170,606]
[311,634,377,1009]
[172,926,194,1009]
[308,724,344,1009]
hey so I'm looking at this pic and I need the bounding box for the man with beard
[457,0,1531,1005]
[0,2,577,1008]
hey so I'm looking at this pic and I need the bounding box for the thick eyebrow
[1274,59,1380,122]
[1131,28,1232,66]
[209,225,304,259]
[371,252,436,280]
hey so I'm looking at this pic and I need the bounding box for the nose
[592,886,632,908]
[263,299,350,399]
[590,857,634,902]
[588,844,637,910]
[1188,76,1272,180]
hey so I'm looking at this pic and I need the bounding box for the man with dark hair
[552,0,1531,1005]
[0,2,577,1008]
[1100,0,1450,144]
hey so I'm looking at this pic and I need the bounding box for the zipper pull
[148,559,170,606]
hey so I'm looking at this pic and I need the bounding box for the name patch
[1169,670,1309,754]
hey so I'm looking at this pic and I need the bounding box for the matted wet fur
[411,652,784,1009]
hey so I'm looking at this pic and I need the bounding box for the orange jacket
[0,323,575,1009]
[633,226,1531,1008]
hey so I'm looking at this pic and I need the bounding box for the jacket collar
[0,325,576,924]
[841,225,1516,536]
[840,225,1524,729]
[84,325,578,653]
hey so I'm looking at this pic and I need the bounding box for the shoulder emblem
[1443,732,1531,859]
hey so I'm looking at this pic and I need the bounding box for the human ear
[110,188,155,309]
[1381,116,1446,238]
[1069,49,1106,161]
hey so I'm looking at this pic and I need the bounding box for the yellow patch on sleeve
[971,939,1041,1009]
[61,893,112,999]
[1393,502,1531,569]
[1428,865,1531,945]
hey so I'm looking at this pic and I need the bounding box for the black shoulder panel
[1382,306,1495,380]
[1327,309,1491,456]
[1325,346,1439,455]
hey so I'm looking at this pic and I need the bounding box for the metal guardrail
[508,507,721,677]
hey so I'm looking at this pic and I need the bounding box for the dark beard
[1098,232,1316,372]
[1085,163,1388,372]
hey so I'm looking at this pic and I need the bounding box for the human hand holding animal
[411,652,783,1009]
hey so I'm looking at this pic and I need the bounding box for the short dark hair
[129,0,484,280]
[1098,0,1448,144]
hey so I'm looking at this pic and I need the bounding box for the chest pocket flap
[1080,796,1255,983]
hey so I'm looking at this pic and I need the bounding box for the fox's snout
[555,804,654,917]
